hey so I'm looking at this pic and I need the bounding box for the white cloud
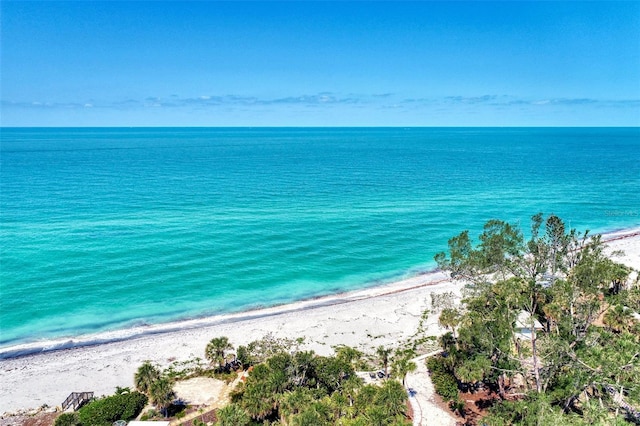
[2,94,639,114]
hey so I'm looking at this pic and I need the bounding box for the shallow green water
[1,127,638,348]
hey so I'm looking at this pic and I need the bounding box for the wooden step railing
[62,392,94,411]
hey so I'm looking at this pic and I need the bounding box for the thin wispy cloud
[399,96,639,108]
[3,94,639,112]
[524,98,597,106]
[2,93,367,110]
[1,100,96,109]
[444,95,499,104]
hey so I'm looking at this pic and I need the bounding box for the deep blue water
[1,127,639,347]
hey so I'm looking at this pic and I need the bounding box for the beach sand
[1,228,638,417]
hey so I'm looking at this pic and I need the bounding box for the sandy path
[406,353,457,426]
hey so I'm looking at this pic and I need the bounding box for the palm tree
[279,387,314,422]
[438,307,461,339]
[376,345,392,378]
[216,403,251,426]
[205,336,234,371]
[134,361,160,395]
[288,350,315,386]
[329,392,350,421]
[240,364,278,420]
[334,345,364,367]
[391,353,417,386]
[374,380,407,418]
[364,406,388,426]
[291,401,332,426]
[338,375,363,411]
[343,418,370,426]
[604,305,634,333]
[150,377,175,418]
[354,384,378,416]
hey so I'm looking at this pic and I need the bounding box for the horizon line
[3,125,639,129]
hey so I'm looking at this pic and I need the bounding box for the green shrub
[433,371,458,401]
[78,391,147,426]
[175,408,186,419]
[425,356,445,374]
[426,356,459,402]
[140,408,159,421]
[54,413,81,426]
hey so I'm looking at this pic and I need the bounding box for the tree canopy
[434,214,639,424]
[229,345,411,425]
[205,336,234,370]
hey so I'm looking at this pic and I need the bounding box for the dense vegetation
[53,390,148,426]
[434,214,640,425]
[128,334,414,425]
[227,335,412,426]
[426,356,459,403]
[133,361,179,420]
[53,413,81,426]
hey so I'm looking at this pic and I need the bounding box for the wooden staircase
[62,392,94,411]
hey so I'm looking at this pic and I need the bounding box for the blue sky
[1,1,639,126]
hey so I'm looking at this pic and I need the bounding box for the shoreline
[0,226,638,414]
[0,267,452,360]
[2,225,637,361]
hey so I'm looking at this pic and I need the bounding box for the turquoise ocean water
[1,127,639,352]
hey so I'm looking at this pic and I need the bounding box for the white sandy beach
[0,228,638,417]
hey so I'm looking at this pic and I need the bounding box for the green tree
[215,403,251,426]
[364,405,390,426]
[391,349,417,386]
[316,356,355,394]
[236,344,253,369]
[54,413,80,426]
[334,345,365,369]
[438,307,461,339]
[435,214,639,423]
[341,417,371,426]
[374,380,407,418]
[435,215,576,393]
[290,400,332,426]
[149,377,175,418]
[279,387,315,422]
[329,390,350,420]
[604,305,636,333]
[205,336,234,371]
[455,355,491,385]
[236,333,296,368]
[288,350,315,387]
[376,345,392,378]
[354,384,379,415]
[426,356,459,402]
[240,363,282,420]
[134,361,160,395]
